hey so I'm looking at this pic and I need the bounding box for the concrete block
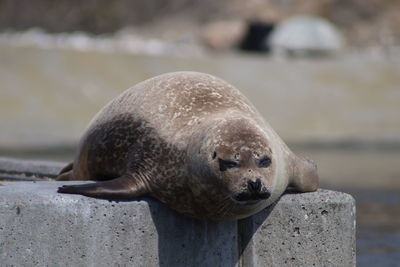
[238,190,356,266]
[0,158,356,266]
[0,157,64,179]
[0,182,238,267]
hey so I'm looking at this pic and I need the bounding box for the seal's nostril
[247,179,262,193]
[247,180,254,192]
[255,178,261,191]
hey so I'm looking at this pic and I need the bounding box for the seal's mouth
[230,190,271,205]
[230,178,271,204]
[232,191,270,201]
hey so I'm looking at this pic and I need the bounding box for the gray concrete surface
[0,157,65,179]
[0,181,238,267]
[0,180,355,267]
[239,190,356,266]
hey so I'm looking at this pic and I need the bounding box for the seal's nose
[247,178,262,193]
[232,178,271,202]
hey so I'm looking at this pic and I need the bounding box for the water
[358,231,400,266]
[351,190,400,266]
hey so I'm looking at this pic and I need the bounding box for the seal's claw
[57,185,75,194]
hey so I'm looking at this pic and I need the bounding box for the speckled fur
[57,72,319,220]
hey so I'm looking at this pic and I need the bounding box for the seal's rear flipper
[55,170,75,181]
[59,162,73,174]
[289,156,319,192]
[55,162,75,181]
[57,174,149,199]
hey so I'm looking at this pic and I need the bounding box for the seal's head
[187,114,277,211]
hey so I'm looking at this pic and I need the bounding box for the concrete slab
[239,190,356,266]
[0,181,355,267]
[0,157,65,179]
[0,181,238,267]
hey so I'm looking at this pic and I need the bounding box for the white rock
[268,15,345,57]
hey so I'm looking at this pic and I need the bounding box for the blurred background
[0,0,399,265]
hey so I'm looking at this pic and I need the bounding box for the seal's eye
[212,151,217,159]
[218,158,239,171]
[257,156,272,168]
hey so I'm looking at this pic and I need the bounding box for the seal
[57,71,319,220]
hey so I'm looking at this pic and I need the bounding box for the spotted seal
[57,71,319,220]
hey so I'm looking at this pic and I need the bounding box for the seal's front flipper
[289,156,319,192]
[57,174,149,199]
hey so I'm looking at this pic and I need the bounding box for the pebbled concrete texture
[239,190,356,267]
[0,180,355,267]
[0,157,65,179]
[0,181,238,267]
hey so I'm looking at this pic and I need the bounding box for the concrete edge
[0,157,66,179]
